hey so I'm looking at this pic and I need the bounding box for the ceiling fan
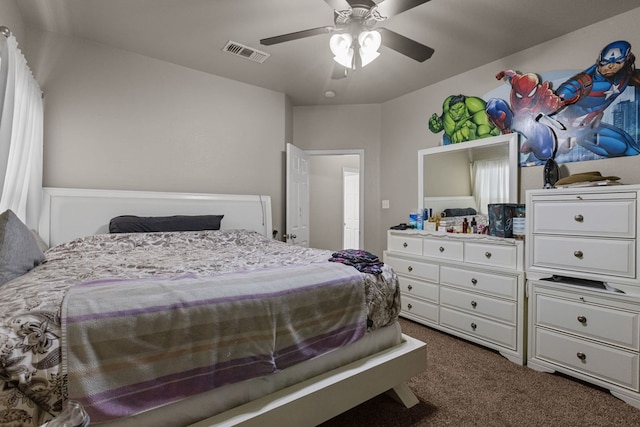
[260,0,434,78]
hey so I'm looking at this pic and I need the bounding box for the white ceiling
[16,0,640,106]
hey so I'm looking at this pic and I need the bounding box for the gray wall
[22,27,289,235]
[2,2,640,256]
[379,7,640,254]
[0,0,25,44]
[309,154,359,251]
[293,104,382,253]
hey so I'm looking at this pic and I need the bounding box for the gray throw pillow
[0,209,46,286]
[30,229,50,252]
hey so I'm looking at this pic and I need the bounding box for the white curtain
[472,158,510,215]
[0,34,43,229]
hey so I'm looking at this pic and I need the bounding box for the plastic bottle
[462,218,468,233]
[513,205,526,240]
[44,400,90,427]
[471,217,477,233]
[409,211,418,229]
[416,210,423,230]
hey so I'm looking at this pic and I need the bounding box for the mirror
[418,133,519,216]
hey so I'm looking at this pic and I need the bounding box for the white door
[343,168,360,249]
[285,143,310,247]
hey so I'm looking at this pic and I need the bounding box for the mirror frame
[418,133,519,214]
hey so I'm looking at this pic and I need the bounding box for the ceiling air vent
[222,41,270,63]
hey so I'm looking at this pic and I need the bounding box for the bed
[0,187,426,427]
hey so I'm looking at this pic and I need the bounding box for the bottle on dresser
[512,205,525,240]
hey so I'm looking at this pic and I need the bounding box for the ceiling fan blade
[324,0,351,10]
[374,0,431,18]
[378,27,434,62]
[331,63,348,80]
[260,26,335,46]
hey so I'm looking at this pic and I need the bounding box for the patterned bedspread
[0,230,400,426]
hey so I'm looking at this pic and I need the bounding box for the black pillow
[109,214,224,233]
[442,207,477,217]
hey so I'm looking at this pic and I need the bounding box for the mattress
[0,229,400,426]
[106,322,403,427]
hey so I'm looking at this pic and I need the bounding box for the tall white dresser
[526,185,640,409]
[384,230,525,364]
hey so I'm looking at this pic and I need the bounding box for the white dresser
[384,230,525,364]
[526,185,640,409]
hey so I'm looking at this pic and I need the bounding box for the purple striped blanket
[61,262,367,424]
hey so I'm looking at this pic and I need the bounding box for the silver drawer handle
[484,251,492,259]
[574,214,584,222]
[577,315,587,324]
[439,246,445,252]
[407,303,413,310]
[471,322,477,330]
[407,266,413,272]
[471,301,477,308]
[576,352,586,361]
[471,278,478,285]
[407,284,413,291]
[403,242,408,248]
[573,250,584,259]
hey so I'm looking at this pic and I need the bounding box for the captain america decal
[484,40,640,166]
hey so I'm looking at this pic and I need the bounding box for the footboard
[189,334,426,427]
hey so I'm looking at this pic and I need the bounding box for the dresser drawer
[387,233,423,255]
[401,294,439,324]
[440,266,517,300]
[532,199,635,238]
[536,294,640,350]
[441,286,517,324]
[465,242,518,269]
[535,328,639,391]
[385,255,439,281]
[398,276,439,303]
[440,307,517,349]
[532,235,635,278]
[423,237,463,262]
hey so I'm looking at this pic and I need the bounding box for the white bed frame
[38,187,427,426]
[39,187,273,247]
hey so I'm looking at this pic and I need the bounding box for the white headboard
[39,187,273,247]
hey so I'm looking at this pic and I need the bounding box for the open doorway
[343,168,360,249]
[307,150,363,251]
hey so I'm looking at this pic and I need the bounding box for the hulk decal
[429,94,500,144]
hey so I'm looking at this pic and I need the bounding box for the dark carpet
[320,318,640,426]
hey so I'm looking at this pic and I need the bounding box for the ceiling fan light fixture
[359,49,380,67]
[330,33,354,68]
[329,33,352,56]
[358,30,381,67]
[333,49,354,68]
[358,30,381,52]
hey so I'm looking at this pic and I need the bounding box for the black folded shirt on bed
[329,249,384,275]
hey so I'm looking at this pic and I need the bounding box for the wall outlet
[382,200,390,209]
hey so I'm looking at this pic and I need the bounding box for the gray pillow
[30,229,50,252]
[0,209,46,286]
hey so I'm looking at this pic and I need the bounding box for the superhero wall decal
[428,95,500,145]
[429,40,640,167]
